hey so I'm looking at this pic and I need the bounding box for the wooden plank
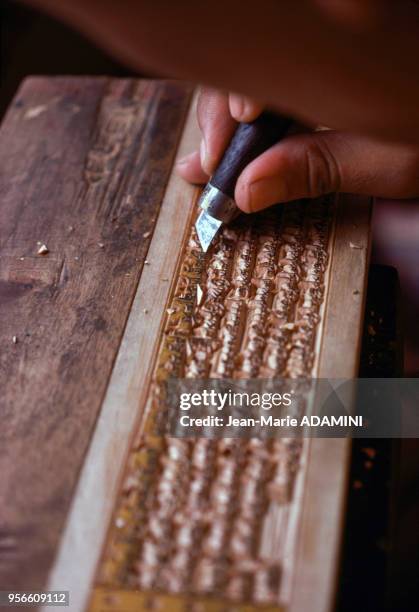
[44,94,371,611]
[42,96,372,612]
[0,77,191,590]
[318,193,372,379]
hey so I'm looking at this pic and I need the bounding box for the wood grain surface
[46,97,200,612]
[0,77,191,590]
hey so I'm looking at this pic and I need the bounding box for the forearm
[21,0,419,143]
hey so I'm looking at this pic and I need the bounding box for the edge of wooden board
[289,194,372,612]
[44,96,200,612]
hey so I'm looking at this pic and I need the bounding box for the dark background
[0,0,134,117]
[1,3,418,610]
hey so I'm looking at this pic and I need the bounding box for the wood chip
[349,242,363,249]
[282,322,295,331]
[196,284,203,305]
[142,231,151,239]
[37,244,49,255]
[98,242,104,248]
[144,260,150,265]
[143,308,149,314]
[24,105,47,120]
[12,336,18,344]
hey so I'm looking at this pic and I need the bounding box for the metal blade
[195,210,223,252]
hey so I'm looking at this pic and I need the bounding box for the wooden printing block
[0,78,372,612]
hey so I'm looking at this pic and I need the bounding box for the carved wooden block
[0,79,371,612]
[46,98,370,612]
[97,198,332,602]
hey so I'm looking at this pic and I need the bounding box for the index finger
[197,88,237,174]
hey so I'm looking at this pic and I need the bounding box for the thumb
[235,131,419,212]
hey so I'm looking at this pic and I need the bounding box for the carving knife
[195,111,292,252]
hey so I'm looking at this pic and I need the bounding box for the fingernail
[200,138,208,168]
[240,176,285,213]
[200,138,214,174]
[230,96,244,120]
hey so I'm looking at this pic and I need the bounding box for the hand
[177,89,419,212]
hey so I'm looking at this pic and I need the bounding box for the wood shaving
[12,336,18,344]
[37,244,49,255]
[349,242,363,249]
[142,231,151,238]
[196,284,203,305]
[144,260,150,265]
[281,323,295,330]
[98,243,104,248]
[143,308,149,314]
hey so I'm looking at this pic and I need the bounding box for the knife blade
[195,111,292,251]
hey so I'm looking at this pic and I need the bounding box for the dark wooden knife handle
[211,112,292,199]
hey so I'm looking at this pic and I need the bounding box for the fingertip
[235,175,283,214]
[229,93,263,122]
[234,178,253,214]
[197,88,236,173]
[200,138,217,175]
[176,150,209,184]
[229,94,245,121]
[234,149,292,213]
